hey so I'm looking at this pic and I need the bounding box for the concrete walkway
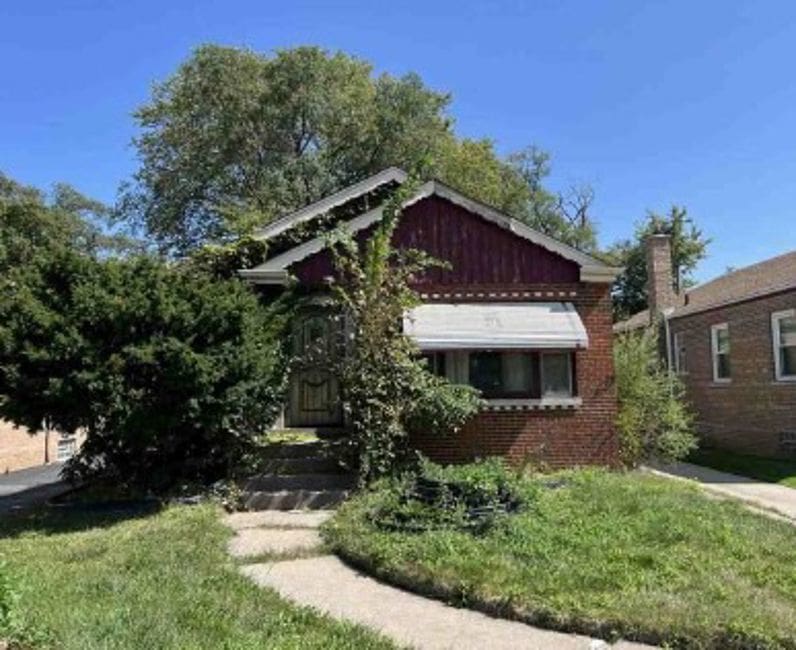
[224,511,652,650]
[648,461,796,523]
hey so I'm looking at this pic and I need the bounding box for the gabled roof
[672,249,796,319]
[252,167,407,241]
[240,169,621,285]
[614,249,796,332]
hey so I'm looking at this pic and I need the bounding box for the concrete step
[244,489,350,511]
[260,456,345,475]
[261,441,327,459]
[244,473,356,492]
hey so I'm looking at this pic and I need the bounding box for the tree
[507,146,598,252]
[1,172,139,275]
[121,45,599,254]
[121,45,451,253]
[327,183,482,484]
[0,253,290,490]
[608,206,710,321]
[614,329,697,465]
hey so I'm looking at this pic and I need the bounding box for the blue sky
[2,0,796,281]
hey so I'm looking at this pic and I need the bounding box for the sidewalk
[647,461,796,523]
[225,511,653,650]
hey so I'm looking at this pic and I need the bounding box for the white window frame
[56,437,77,462]
[710,323,731,383]
[772,309,796,382]
[540,351,574,398]
[673,331,687,375]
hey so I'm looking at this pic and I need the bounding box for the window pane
[421,352,446,378]
[782,346,796,377]
[502,352,533,393]
[715,328,730,354]
[469,352,503,394]
[542,353,571,397]
[717,353,731,379]
[780,316,796,347]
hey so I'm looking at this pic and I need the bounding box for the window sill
[485,397,582,411]
[710,380,732,387]
[774,376,796,383]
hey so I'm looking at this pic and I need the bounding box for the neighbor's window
[468,351,535,397]
[772,310,796,381]
[711,323,731,382]
[56,437,77,462]
[673,332,687,374]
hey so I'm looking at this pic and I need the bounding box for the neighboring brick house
[615,237,796,458]
[241,168,622,467]
[0,419,83,474]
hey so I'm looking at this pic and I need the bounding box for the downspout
[662,307,675,375]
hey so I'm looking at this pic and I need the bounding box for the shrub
[405,374,484,438]
[328,182,481,484]
[368,458,527,534]
[0,252,290,491]
[614,329,697,465]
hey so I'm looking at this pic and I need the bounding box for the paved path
[648,461,796,523]
[224,510,652,650]
[0,462,71,515]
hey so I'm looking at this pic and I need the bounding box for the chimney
[646,234,676,322]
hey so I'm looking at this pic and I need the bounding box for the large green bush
[0,252,289,490]
[614,329,697,465]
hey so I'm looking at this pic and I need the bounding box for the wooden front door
[286,314,343,427]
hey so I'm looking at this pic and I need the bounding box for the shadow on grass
[689,448,796,486]
[0,492,163,540]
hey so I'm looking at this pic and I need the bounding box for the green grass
[0,503,395,649]
[689,448,796,488]
[262,429,321,444]
[324,469,796,649]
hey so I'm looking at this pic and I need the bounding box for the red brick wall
[670,288,796,457]
[410,282,618,467]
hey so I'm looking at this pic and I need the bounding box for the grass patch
[0,503,394,649]
[262,430,321,444]
[689,448,796,488]
[324,468,796,649]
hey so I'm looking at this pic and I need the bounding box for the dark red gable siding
[291,196,580,285]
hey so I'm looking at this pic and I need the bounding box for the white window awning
[403,302,588,350]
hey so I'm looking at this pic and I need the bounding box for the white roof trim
[252,167,407,241]
[253,203,389,273]
[403,302,589,350]
[238,268,289,285]
[241,177,621,283]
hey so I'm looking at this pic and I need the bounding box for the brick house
[615,236,796,458]
[241,168,622,467]
[0,420,83,474]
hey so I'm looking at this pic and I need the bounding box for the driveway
[649,461,796,523]
[0,462,70,514]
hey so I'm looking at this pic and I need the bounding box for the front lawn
[689,448,796,488]
[0,503,394,649]
[324,468,796,649]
